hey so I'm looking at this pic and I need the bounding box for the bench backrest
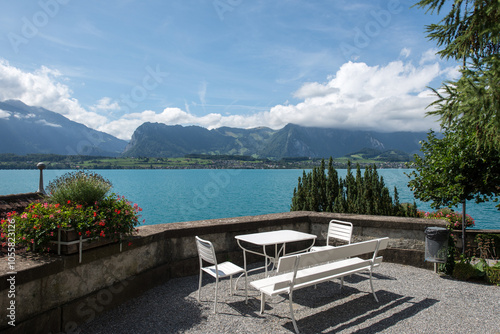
[277,237,389,274]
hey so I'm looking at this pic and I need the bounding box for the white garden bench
[250,237,389,334]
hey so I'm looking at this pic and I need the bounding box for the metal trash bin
[425,227,449,263]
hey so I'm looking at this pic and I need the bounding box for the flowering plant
[1,193,143,253]
[417,209,475,230]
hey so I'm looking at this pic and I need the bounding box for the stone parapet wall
[0,212,458,333]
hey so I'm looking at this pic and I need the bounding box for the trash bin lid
[425,227,449,241]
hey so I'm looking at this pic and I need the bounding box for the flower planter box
[51,228,121,263]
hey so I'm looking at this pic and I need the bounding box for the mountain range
[122,122,426,159]
[0,100,127,156]
[1,100,428,159]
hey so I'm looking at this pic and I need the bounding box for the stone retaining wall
[0,212,466,333]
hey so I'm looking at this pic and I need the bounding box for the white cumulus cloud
[260,58,444,132]
[90,97,120,112]
[0,59,108,129]
[0,109,10,119]
[0,51,450,140]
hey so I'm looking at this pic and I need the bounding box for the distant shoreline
[0,153,412,170]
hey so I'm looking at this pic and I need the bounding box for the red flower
[67,200,71,204]
[93,212,97,217]
[100,231,105,237]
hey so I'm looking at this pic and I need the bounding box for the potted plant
[0,171,143,260]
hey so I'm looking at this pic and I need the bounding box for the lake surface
[1,169,498,230]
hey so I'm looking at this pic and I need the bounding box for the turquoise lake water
[1,169,498,230]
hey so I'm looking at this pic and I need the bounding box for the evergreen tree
[291,159,418,217]
[325,157,339,212]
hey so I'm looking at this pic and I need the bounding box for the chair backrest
[196,236,217,265]
[326,219,353,246]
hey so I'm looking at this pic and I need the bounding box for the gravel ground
[78,263,500,334]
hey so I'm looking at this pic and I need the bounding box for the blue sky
[0,0,458,140]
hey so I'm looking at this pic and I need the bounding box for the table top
[235,229,316,246]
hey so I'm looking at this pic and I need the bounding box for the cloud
[90,97,120,112]
[198,80,207,106]
[293,82,340,99]
[263,60,443,132]
[0,52,449,140]
[400,48,411,58]
[99,54,449,138]
[0,109,10,119]
[0,59,108,129]
[36,119,62,128]
[420,48,439,65]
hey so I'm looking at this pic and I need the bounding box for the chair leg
[244,271,248,304]
[229,275,233,296]
[198,269,202,301]
[214,276,219,314]
[289,291,299,334]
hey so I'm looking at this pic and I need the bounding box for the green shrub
[452,261,477,281]
[485,262,500,285]
[417,208,475,230]
[47,170,112,207]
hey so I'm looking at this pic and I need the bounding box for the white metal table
[235,230,317,277]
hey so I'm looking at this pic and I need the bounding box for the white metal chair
[195,236,247,313]
[310,219,353,252]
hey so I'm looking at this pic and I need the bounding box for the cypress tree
[290,159,419,218]
[325,157,338,212]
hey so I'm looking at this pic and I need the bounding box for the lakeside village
[0,154,411,170]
